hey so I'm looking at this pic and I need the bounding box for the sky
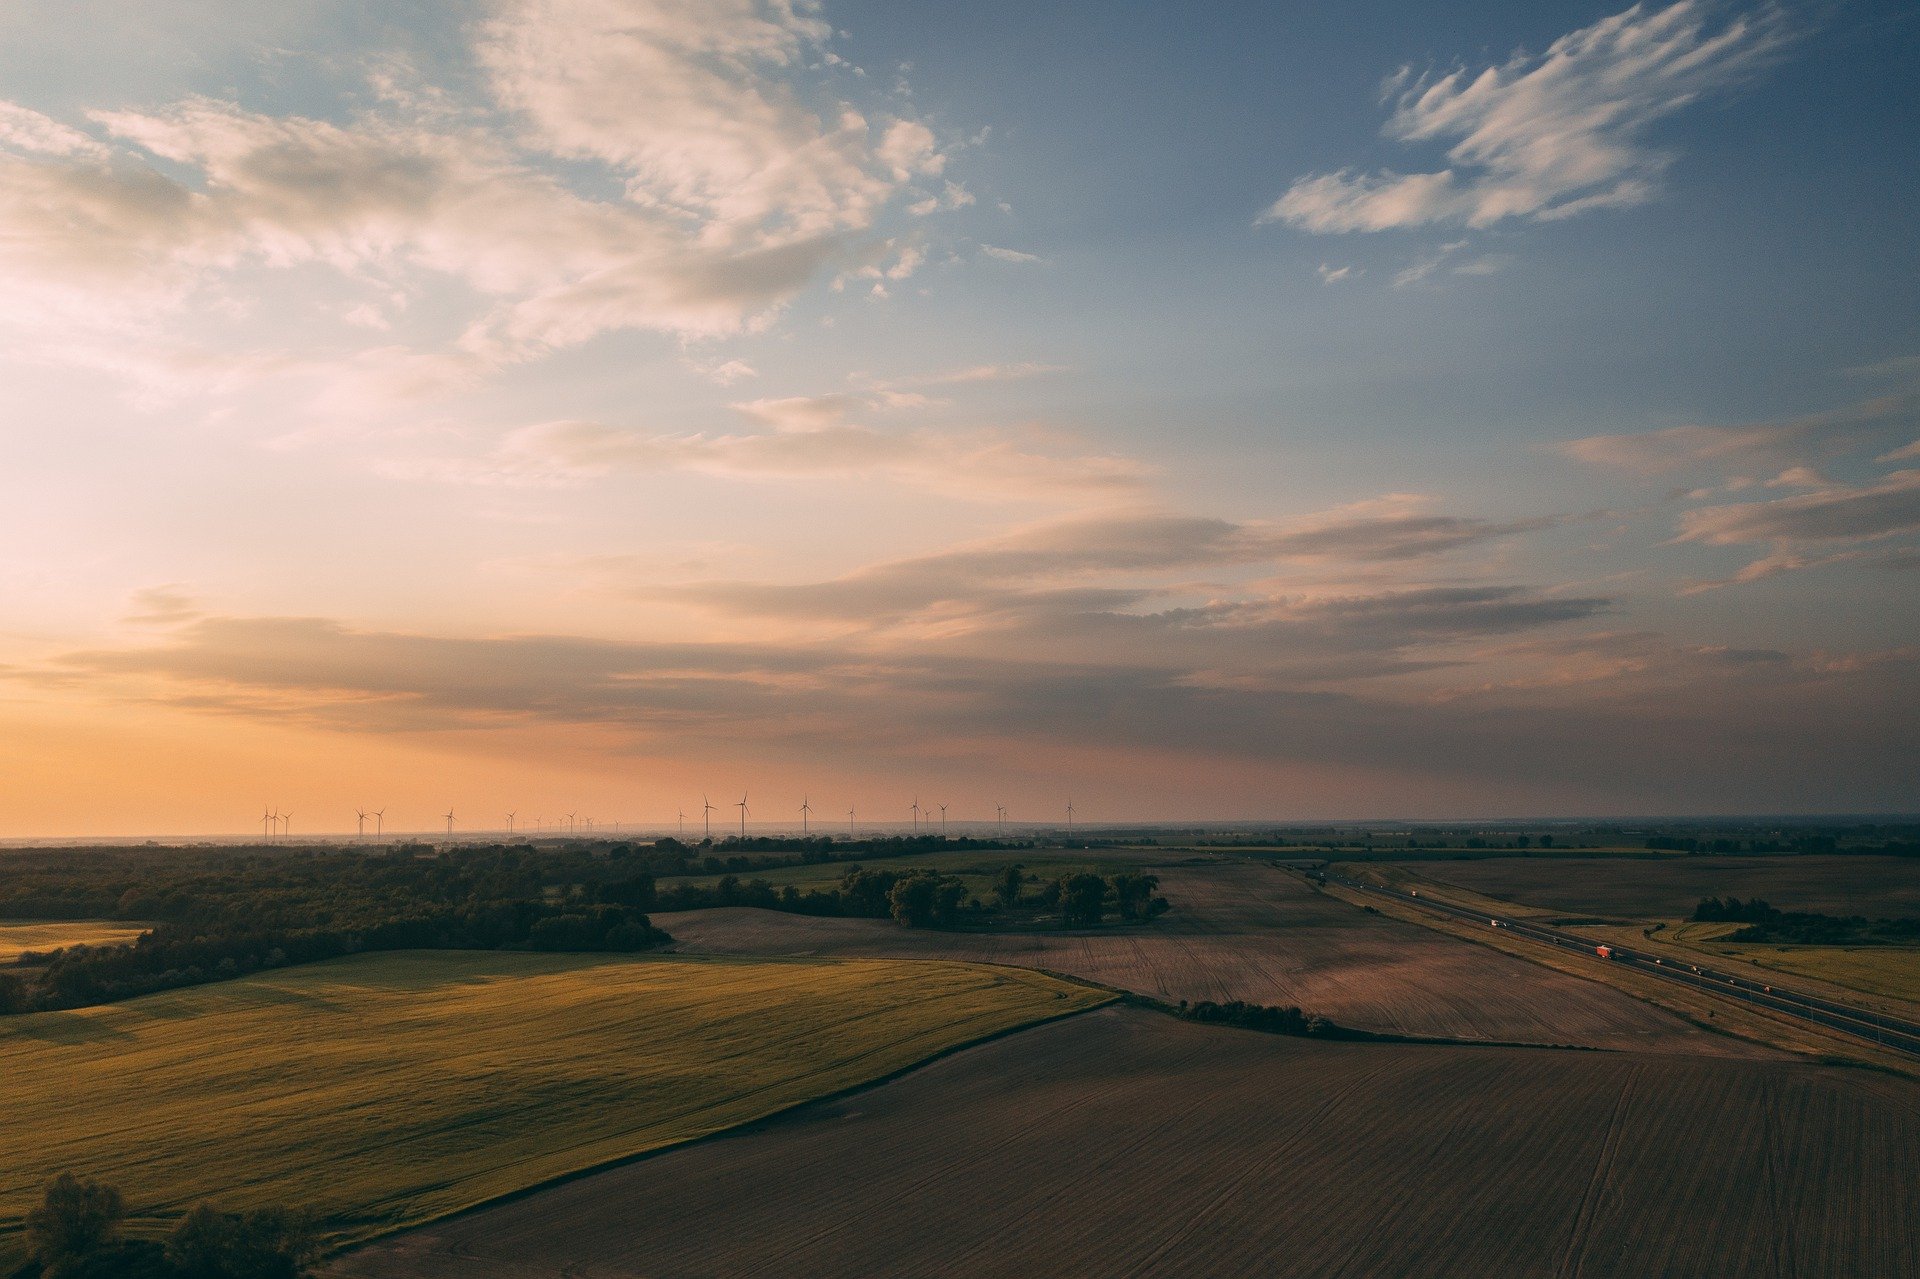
[0,0,1915,835]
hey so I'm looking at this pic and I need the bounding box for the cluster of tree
[19,1173,314,1278]
[647,867,905,918]
[1692,897,1920,945]
[645,867,980,929]
[1,846,675,1014]
[1173,1000,1360,1039]
[1015,871,1169,928]
[630,834,1030,878]
[1691,896,1782,923]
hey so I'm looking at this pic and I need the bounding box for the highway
[1317,869,1920,1059]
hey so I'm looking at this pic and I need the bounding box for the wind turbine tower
[736,793,749,838]
[702,796,715,839]
[445,808,455,839]
[848,806,856,838]
[910,798,922,834]
[1066,799,1075,834]
[506,811,516,835]
[356,809,367,840]
[799,795,812,834]
[996,804,1006,836]
[938,803,948,836]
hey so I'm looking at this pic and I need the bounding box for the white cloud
[0,101,105,157]
[0,0,961,399]
[980,244,1044,264]
[477,0,940,243]
[1317,263,1354,284]
[1263,1,1789,233]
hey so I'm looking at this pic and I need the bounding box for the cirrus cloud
[1263,1,1789,234]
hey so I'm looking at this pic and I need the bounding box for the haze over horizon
[1,0,1915,836]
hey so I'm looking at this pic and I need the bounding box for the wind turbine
[677,808,686,837]
[373,809,384,840]
[445,808,455,838]
[996,804,1006,836]
[262,807,272,843]
[702,795,715,839]
[506,811,516,835]
[938,803,948,836]
[848,806,856,838]
[910,797,922,834]
[799,795,812,834]
[1065,799,1074,834]
[736,793,749,838]
[566,811,577,836]
[356,809,367,840]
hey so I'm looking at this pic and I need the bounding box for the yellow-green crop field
[1693,942,1920,1006]
[0,950,1108,1263]
[0,919,148,962]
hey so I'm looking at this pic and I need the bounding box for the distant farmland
[1403,854,1920,919]
[0,951,1106,1263]
[0,919,147,962]
[659,863,1758,1053]
[333,1006,1920,1279]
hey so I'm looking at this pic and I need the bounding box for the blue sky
[0,1,1913,831]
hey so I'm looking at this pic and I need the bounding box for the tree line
[1691,896,1920,946]
[0,845,678,1014]
[647,864,1170,930]
[2,846,1175,1014]
[16,1172,313,1278]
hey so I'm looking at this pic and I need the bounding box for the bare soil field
[656,863,1763,1054]
[1406,855,1920,919]
[331,1006,1920,1279]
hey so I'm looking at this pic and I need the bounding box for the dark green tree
[993,863,1024,909]
[26,1172,123,1269]
[1058,874,1108,928]
[167,1203,317,1279]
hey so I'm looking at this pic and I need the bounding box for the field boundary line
[320,976,1118,1264]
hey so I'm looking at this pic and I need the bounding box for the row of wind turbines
[672,793,1075,840]
[255,796,1080,842]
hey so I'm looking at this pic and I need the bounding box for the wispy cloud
[35,600,1920,811]
[1264,1,1790,233]
[1560,392,1920,477]
[0,0,971,396]
[670,500,1561,629]
[383,395,1153,501]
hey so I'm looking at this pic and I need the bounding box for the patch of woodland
[10,1172,314,1279]
[1692,897,1920,946]
[0,844,686,1014]
[1170,999,1370,1040]
[655,864,1171,932]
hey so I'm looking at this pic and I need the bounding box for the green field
[1654,922,1920,1006]
[0,919,148,962]
[0,950,1108,1263]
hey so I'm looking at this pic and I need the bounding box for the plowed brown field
[1407,854,1920,919]
[330,1007,1920,1279]
[657,864,1761,1053]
